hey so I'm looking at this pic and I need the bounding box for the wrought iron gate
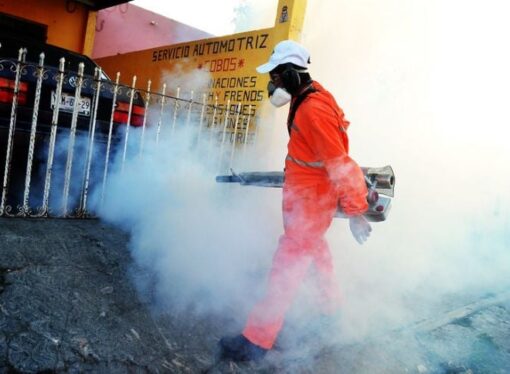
[0,47,256,218]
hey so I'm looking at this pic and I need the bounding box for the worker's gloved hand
[349,215,372,244]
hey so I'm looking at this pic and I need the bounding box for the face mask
[269,87,291,107]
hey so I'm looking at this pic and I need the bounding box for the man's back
[285,81,350,186]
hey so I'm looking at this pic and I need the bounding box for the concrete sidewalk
[1,218,509,373]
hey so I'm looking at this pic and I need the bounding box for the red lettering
[206,58,240,72]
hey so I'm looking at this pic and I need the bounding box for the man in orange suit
[219,40,372,362]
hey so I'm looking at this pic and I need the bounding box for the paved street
[1,218,509,373]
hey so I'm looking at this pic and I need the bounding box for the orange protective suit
[242,81,368,350]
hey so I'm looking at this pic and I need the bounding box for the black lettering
[152,51,157,62]
[220,40,229,53]
[247,91,256,101]
[228,116,237,129]
[209,76,260,89]
[240,104,256,116]
[213,42,220,54]
[237,36,246,50]
[246,36,254,49]
[228,39,235,52]
[259,33,268,48]
[222,89,267,102]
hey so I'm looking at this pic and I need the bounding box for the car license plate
[51,91,91,116]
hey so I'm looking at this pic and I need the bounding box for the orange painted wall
[0,0,91,54]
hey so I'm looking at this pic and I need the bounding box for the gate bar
[19,53,45,216]
[100,72,120,208]
[196,93,207,144]
[155,83,166,145]
[62,62,85,216]
[121,75,137,174]
[1,48,26,217]
[38,58,65,217]
[185,90,194,127]
[139,80,151,158]
[229,103,241,169]
[78,67,102,216]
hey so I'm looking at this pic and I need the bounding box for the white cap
[256,40,310,74]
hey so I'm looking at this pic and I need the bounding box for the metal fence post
[78,67,102,217]
[171,86,180,134]
[1,48,26,217]
[229,103,241,169]
[100,72,120,208]
[38,58,65,217]
[196,93,207,145]
[155,83,166,145]
[120,75,137,174]
[139,80,151,158]
[242,105,253,163]
[207,95,219,160]
[218,99,231,171]
[62,62,85,216]
[19,52,45,216]
[185,90,194,128]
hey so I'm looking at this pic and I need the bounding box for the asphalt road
[0,218,509,373]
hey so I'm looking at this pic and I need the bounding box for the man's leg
[219,183,338,359]
[312,238,342,315]
[242,183,338,349]
[242,234,313,349]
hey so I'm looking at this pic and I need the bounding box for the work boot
[218,334,268,362]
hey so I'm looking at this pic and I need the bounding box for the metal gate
[0,47,256,218]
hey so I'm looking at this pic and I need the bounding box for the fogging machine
[216,166,395,222]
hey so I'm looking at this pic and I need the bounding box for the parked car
[0,35,146,212]
[0,34,146,144]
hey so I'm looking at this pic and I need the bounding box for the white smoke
[97,0,510,370]
[31,130,107,215]
[298,0,510,348]
[98,76,283,319]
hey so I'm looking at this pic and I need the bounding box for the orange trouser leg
[243,183,339,349]
[311,238,342,314]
